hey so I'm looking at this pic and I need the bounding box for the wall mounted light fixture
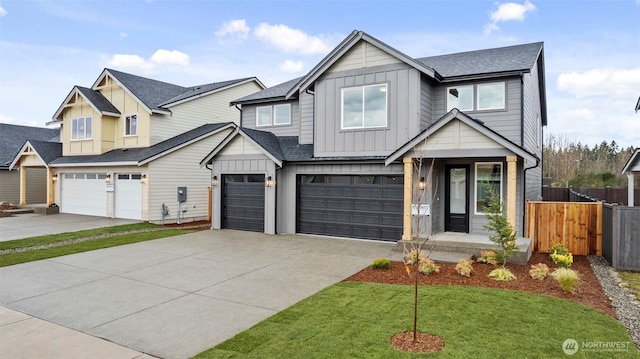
[141,174,147,184]
[419,177,426,190]
[52,174,58,182]
[212,176,218,186]
[266,176,273,188]
[105,174,112,183]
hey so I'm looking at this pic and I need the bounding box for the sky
[0,0,639,149]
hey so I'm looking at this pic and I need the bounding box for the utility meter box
[177,187,187,202]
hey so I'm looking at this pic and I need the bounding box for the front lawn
[620,271,640,301]
[195,282,639,358]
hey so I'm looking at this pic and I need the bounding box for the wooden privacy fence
[526,201,602,256]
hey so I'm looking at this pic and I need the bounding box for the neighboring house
[622,148,640,206]
[10,69,265,222]
[0,123,59,204]
[202,30,546,250]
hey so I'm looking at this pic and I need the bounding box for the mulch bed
[344,252,614,317]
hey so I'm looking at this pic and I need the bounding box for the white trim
[255,104,291,127]
[52,161,139,168]
[124,114,138,137]
[71,116,92,140]
[474,162,503,215]
[476,82,506,111]
[446,85,473,112]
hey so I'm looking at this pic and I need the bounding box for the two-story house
[10,68,265,222]
[201,30,546,260]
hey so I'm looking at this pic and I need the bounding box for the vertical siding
[62,100,100,156]
[240,100,300,137]
[432,77,522,144]
[147,129,231,223]
[99,82,150,148]
[0,170,20,203]
[314,63,421,157]
[277,162,404,234]
[299,91,314,144]
[327,40,401,73]
[150,81,262,144]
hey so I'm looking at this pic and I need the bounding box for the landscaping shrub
[550,252,573,268]
[553,268,580,292]
[476,250,498,265]
[371,258,391,270]
[529,263,550,280]
[455,259,474,277]
[418,258,440,275]
[549,242,570,256]
[488,267,516,281]
[406,249,426,265]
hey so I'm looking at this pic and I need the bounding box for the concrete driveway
[0,229,401,359]
[0,213,138,242]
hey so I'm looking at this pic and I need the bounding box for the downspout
[235,104,243,127]
[520,72,525,147]
[305,88,315,149]
[522,157,540,234]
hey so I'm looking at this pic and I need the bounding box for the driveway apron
[0,230,401,359]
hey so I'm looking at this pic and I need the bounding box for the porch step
[424,250,472,264]
[0,208,34,215]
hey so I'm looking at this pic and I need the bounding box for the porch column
[47,167,55,206]
[506,156,517,228]
[402,157,413,240]
[19,166,27,205]
[629,173,635,207]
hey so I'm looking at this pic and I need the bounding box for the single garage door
[298,175,403,241]
[115,173,142,220]
[222,174,265,232]
[60,172,107,217]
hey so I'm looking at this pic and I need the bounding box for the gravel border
[588,255,640,349]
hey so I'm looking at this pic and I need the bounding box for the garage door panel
[114,174,142,220]
[298,174,403,242]
[60,173,107,217]
[222,174,265,232]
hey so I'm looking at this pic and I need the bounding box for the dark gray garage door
[223,174,265,232]
[297,175,403,241]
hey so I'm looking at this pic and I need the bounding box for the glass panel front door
[445,165,469,233]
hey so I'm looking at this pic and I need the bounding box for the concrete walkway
[0,213,138,242]
[0,229,401,358]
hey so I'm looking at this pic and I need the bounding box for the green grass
[195,283,639,359]
[620,272,640,300]
[0,227,193,267]
[0,222,160,251]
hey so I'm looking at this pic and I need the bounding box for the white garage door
[60,173,107,217]
[114,173,142,220]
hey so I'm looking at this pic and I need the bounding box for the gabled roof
[50,122,235,167]
[231,77,302,105]
[622,148,640,174]
[415,42,544,80]
[8,140,63,170]
[0,123,59,169]
[52,86,121,122]
[385,108,538,166]
[284,30,437,100]
[161,77,265,107]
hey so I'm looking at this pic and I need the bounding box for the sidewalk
[0,306,153,359]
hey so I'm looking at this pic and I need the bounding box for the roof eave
[162,78,266,108]
[51,161,139,168]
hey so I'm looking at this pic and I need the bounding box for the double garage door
[298,175,404,241]
[60,172,142,220]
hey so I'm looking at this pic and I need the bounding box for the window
[475,162,502,214]
[477,83,505,110]
[341,84,387,129]
[125,114,137,136]
[446,82,505,112]
[71,117,92,140]
[256,104,291,126]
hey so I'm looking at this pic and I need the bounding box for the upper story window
[71,116,92,140]
[341,84,387,129]
[475,162,503,214]
[447,82,506,112]
[256,104,291,127]
[125,114,137,136]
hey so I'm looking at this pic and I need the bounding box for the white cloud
[215,19,250,39]
[120,32,128,38]
[484,1,536,35]
[0,6,7,16]
[279,60,304,73]
[254,23,332,55]
[105,49,190,73]
[557,68,640,98]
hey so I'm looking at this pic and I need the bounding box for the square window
[71,117,92,140]
[341,84,387,129]
[447,85,473,112]
[477,83,505,110]
[274,104,291,125]
[256,106,272,126]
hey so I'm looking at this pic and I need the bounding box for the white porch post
[506,156,517,229]
[628,173,635,207]
[402,157,413,240]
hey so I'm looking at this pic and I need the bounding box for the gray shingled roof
[416,42,543,78]
[106,68,189,112]
[162,78,254,106]
[27,141,63,165]
[76,86,120,115]
[234,41,543,103]
[232,77,302,105]
[51,123,233,165]
[0,124,59,168]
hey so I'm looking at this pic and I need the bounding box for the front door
[445,165,469,232]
